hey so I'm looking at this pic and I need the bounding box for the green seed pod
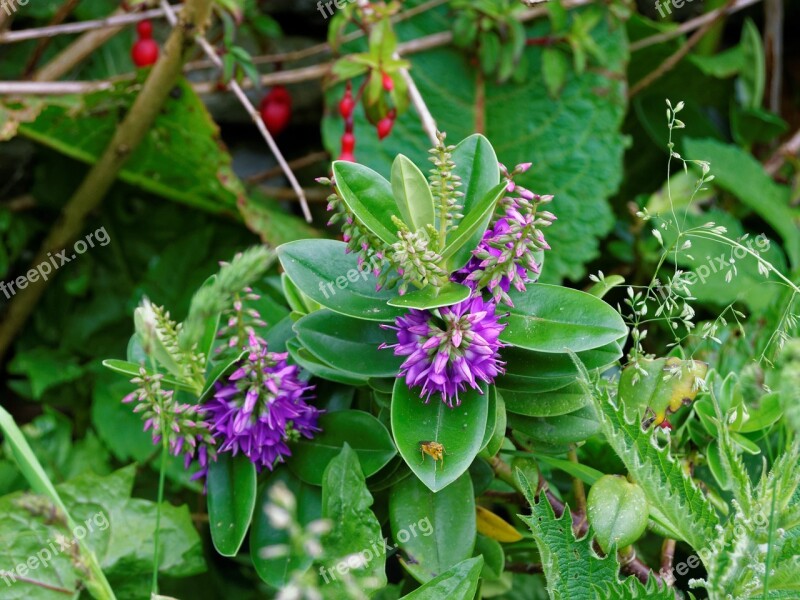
[587,475,649,553]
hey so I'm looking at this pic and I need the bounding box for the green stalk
[151,435,169,596]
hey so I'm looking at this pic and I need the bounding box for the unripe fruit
[137,20,153,39]
[376,113,395,140]
[382,71,394,91]
[587,475,649,554]
[132,38,159,67]
[260,86,293,135]
[339,87,355,119]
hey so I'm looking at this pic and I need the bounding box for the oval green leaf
[294,309,402,378]
[277,239,405,322]
[389,472,476,583]
[207,452,257,557]
[387,281,472,310]
[332,160,399,244]
[501,383,590,417]
[400,557,484,600]
[391,379,489,492]
[289,410,397,485]
[392,154,435,231]
[286,338,370,386]
[501,284,628,353]
[442,182,506,269]
[507,404,600,445]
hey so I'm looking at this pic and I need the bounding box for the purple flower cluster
[382,297,506,407]
[204,333,320,471]
[123,369,215,481]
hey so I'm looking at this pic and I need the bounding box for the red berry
[382,71,394,92]
[260,86,293,135]
[339,89,355,119]
[339,150,356,162]
[132,38,159,67]
[341,132,355,154]
[376,113,395,140]
[137,20,153,39]
[659,420,673,430]
[265,85,292,108]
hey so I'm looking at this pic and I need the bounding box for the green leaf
[392,154,435,231]
[502,342,622,383]
[391,379,489,492]
[206,453,257,557]
[542,48,568,97]
[294,309,402,378]
[389,472,476,583]
[501,284,627,353]
[9,348,84,400]
[501,384,589,417]
[387,281,472,310]
[589,389,720,553]
[286,338,370,386]
[289,411,397,486]
[332,160,400,244]
[441,182,506,269]
[250,468,322,588]
[277,239,405,322]
[736,18,765,109]
[400,557,484,599]
[320,444,386,595]
[508,404,600,444]
[102,359,196,393]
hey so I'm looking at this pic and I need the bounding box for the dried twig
[159,0,312,222]
[630,0,761,52]
[0,5,181,44]
[23,0,82,76]
[764,128,800,177]
[764,0,783,115]
[247,150,329,184]
[629,0,737,99]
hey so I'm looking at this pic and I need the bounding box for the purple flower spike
[205,333,320,471]
[382,297,506,407]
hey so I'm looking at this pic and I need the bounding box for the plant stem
[0,0,214,363]
[152,432,169,596]
[567,447,587,517]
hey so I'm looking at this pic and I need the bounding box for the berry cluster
[131,20,159,68]
[260,86,293,136]
[338,83,356,162]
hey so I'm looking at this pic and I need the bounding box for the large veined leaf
[501,284,628,353]
[18,78,240,215]
[391,379,489,492]
[389,472,476,583]
[517,471,675,600]
[322,2,629,282]
[277,239,405,322]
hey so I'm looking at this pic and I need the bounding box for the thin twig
[247,150,329,184]
[764,0,783,115]
[0,5,182,44]
[23,0,82,76]
[660,538,676,575]
[629,0,737,99]
[567,447,588,517]
[257,186,330,202]
[505,562,543,574]
[630,0,761,52]
[160,0,312,222]
[0,81,113,94]
[0,0,215,363]
[396,53,438,145]
[764,127,800,177]
[33,9,128,82]
[0,572,73,594]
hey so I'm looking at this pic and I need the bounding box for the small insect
[419,441,446,470]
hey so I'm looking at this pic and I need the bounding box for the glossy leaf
[387,281,472,310]
[501,383,589,417]
[391,379,489,492]
[289,410,397,485]
[294,309,402,378]
[206,453,257,557]
[286,338,370,386]
[332,160,400,244]
[501,284,627,353]
[392,154,435,231]
[441,182,507,269]
[389,472,476,583]
[400,557,483,599]
[277,239,405,322]
[508,404,600,445]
